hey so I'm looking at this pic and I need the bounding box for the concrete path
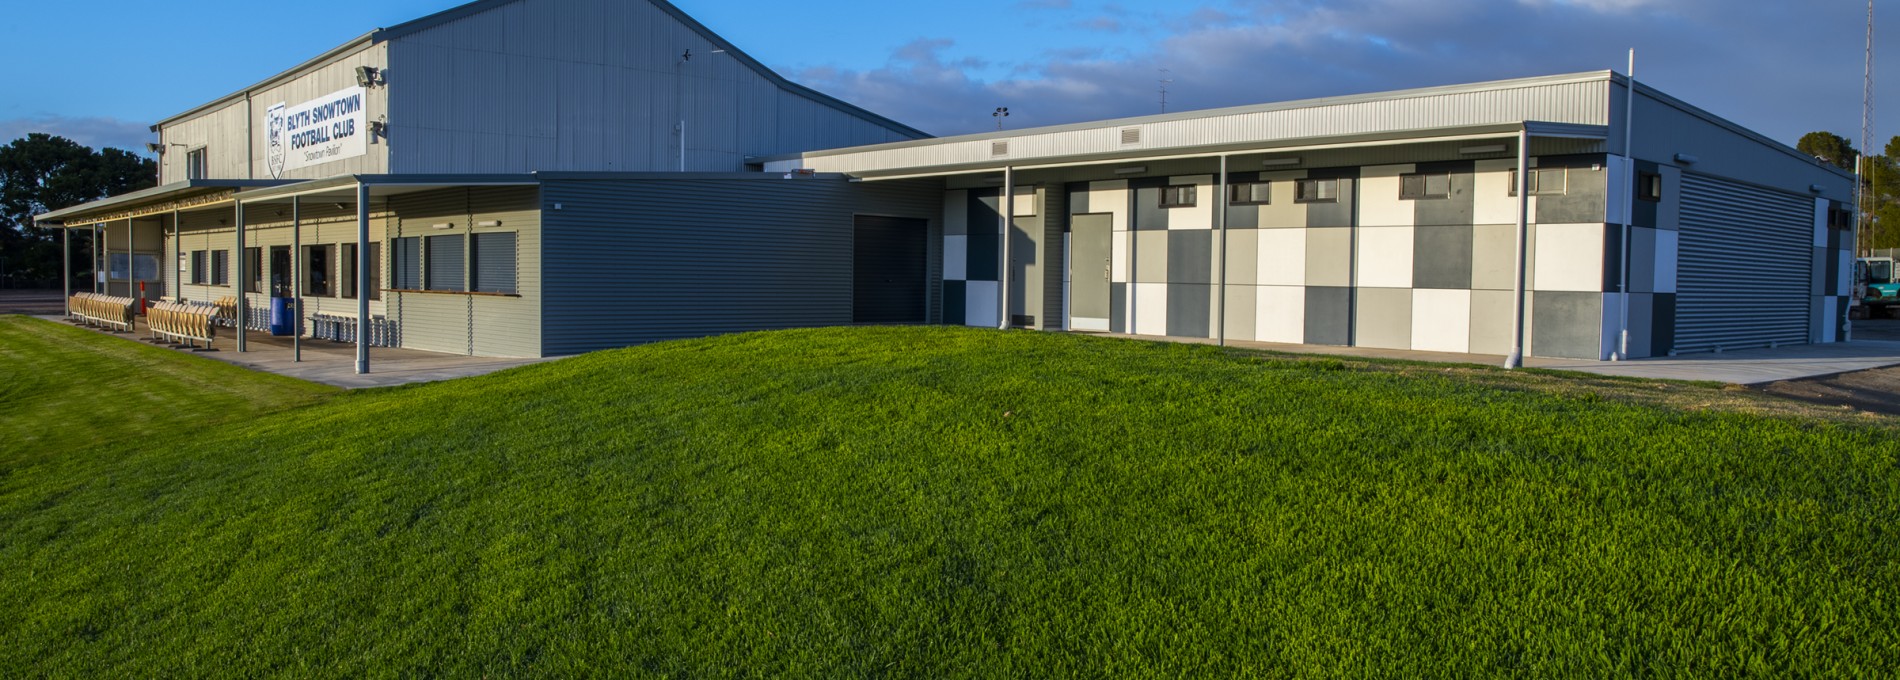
[1535,340,1900,385]
[36,315,551,389]
[1091,331,1900,386]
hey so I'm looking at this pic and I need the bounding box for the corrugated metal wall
[386,0,920,175]
[1674,172,1813,353]
[1042,186,1067,330]
[157,44,390,182]
[539,176,943,354]
[387,186,542,357]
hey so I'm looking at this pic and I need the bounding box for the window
[1229,181,1271,205]
[246,247,262,293]
[342,242,382,300]
[425,234,465,291]
[392,237,421,290]
[1638,172,1662,202]
[190,250,207,285]
[132,254,159,282]
[1400,172,1452,200]
[211,249,230,286]
[1508,168,1568,196]
[186,148,208,180]
[472,232,518,294]
[1158,184,1197,208]
[303,244,333,296]
[1296,178,1338,203]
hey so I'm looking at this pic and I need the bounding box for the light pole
[993,107,1009,131]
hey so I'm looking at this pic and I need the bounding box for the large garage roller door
[1676,173,1812,353]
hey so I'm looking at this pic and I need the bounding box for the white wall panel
[1256,228,1307,286]
[1358,165,1416,227]
[1255,285,1305,343]
[1411,289,1472,353]
[1533,223,1606,292]
[1355,226,1415,288]
[1134,282,1169,335]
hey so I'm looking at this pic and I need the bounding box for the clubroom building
[39,0,1857,374]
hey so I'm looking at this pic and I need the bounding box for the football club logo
[265,103,288,179]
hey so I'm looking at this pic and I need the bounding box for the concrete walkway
[1092,332,1900,385]
[40,315,550,389]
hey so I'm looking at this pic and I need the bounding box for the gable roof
[153,0,927,140]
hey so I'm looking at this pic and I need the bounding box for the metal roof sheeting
[777,72,1616,176]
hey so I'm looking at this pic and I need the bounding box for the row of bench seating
[68,293,137,332]
[147,301,219,347]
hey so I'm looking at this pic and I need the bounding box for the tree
[1797,131,1859,170]
[0,134,156,286]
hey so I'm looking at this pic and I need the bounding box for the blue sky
[0,0,1891,155]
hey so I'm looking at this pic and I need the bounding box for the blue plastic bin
[269,297,296,336]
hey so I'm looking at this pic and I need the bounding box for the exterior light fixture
[1113,166,1147,175]
[145,142,164,154]
[431,222,455,230]
[1459,144,1507,154]
[475,220,502,228]
[993,107,1010,130]
[1673,153,1698,165]
[1262,157,1302,167]
[1810,184,1826,193]
[355,66,384,87]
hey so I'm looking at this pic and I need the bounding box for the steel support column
[1505,128,1532,369]
[356,182,371,374]
[292,196,302,362]
[1217,154,1229,346]
[235,201,247,352]
[61,227,70,315]
[999,166,1013,330]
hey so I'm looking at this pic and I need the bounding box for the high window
[1508,168,1568,196]
[1228,181,1271,205]
[1159,184,1197,208]
[1400,172,1452,200]
[1295,178,1338,203]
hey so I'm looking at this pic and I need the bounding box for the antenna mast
[1158,69,1173,113]
[1859,0,1875,256]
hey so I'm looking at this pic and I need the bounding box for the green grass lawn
[2,315,1897,677]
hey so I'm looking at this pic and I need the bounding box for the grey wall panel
[1624,80,1855,201]
[539,177,944,354]
[386,0,923,175]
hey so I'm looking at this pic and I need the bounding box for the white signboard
[265,86,367,178]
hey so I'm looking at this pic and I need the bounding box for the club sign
[264,86,367,178]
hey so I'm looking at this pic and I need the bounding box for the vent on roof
[991,140,1010,157]
[1121,127,1141,144]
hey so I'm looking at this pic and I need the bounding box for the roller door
[1675,173,1812,353]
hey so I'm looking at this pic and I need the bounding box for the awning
[35,179,298,226]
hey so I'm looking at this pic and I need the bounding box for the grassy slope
[2,316,1897,677]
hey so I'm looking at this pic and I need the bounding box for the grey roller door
[1675,173,1812,353]
[853,215,928,324]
